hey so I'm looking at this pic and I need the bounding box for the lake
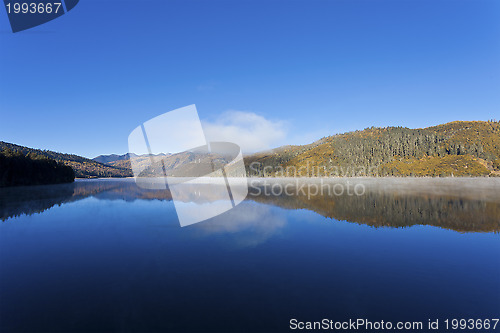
[1,178,499,332]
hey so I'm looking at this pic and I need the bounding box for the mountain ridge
[93,153,171,165]
[2,120,499,179]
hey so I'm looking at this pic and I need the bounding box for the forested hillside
[246,120,500,177]
[0,142,132,178]
[4,120,496,180]
[0,149,74,187]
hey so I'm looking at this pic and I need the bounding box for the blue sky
[1,0,499,158]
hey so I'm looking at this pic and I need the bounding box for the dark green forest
[0,149,74,187]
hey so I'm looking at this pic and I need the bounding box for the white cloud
[202,111,287,153]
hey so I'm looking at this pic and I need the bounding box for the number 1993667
[5,2,62,14]
[444,319,499,330]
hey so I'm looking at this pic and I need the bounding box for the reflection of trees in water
[2,180,499,233]
[1,180,236,221]
[249,186,500,233]
[0,183,76,221]
[0,180,172,221]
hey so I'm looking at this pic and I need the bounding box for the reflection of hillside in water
[248,179,500,233]
[0,180,170,221]
[1,178,499,233]
[1,179,241,221]
[1,183,76,221]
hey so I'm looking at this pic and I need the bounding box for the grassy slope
[245,120,500,177]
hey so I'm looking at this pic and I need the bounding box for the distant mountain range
[2,120,499,179]
[93,153,133,165]
[92,153,171,174]
[93,151,233,177]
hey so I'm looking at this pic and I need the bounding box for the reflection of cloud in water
[192,203,286,247]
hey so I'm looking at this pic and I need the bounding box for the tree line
[0,148,75,187]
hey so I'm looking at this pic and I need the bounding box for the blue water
[0,179,499,332]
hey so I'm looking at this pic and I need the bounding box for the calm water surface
[1,178,499,332]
